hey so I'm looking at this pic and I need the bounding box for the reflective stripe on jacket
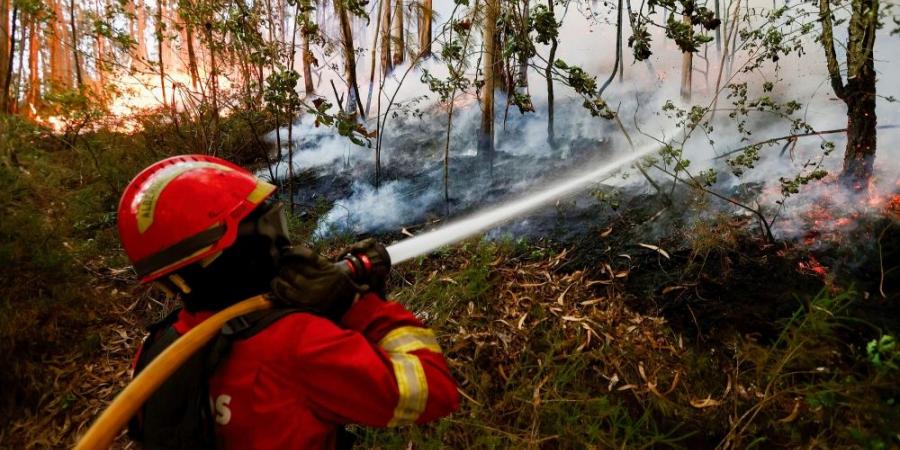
[169,293,459,449]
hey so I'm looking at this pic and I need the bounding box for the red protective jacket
[169,293,459,449]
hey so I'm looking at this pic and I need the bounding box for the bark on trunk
[842,67,877,182]
[381,0,393,75]
[301,1,314,94]
[156,1,167,108]
[545,0,558,146]
[136,0,148,62]
[25,19,39,114]
[478,0,498,157]
[819,0,879,183]
[0,0,10,111]
[69,0,82,89]
[419,0,432,58]
[391,0,405,65]
[49,0,73,90]
[336,0,364,114]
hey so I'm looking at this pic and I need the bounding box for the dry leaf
[599,227,613,238]
[690,397,722,408]
[778,400,801,423]
[639,243,671,259]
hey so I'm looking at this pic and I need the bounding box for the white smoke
[264,0,899,241]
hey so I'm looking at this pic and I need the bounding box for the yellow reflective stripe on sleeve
[379,326,444,426]
[386,353,428,427]
[379,326,442,354]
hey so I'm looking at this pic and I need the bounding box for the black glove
[270,246,360,322]
[341,238,391,297]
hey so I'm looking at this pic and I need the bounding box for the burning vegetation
[1,0,899,448]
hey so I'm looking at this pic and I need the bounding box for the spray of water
[385,144,661,264]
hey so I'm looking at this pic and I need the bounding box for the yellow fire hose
[74,295,273,450]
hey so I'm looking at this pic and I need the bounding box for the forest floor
[2,116,899,449]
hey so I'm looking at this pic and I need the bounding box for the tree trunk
[840,0,878,182]
[419,0,432,57]
[545,0,558,146]
[128,0,148,67]
[381,0,393,75]
[156,1,167,108]
[0,0,10,110]
[69,0,83,89]
[185,21,200,88]
[478,0,498,157]
[25,19,39,115]
[680,14,692,101]
[136,0,148,62]
[2,4,17,112]
[391,0,405,65]
[49,0,73,90]
[842,65,876,182]
[819,0,879,183]
[301,1,314,94]
[336,0,364,114]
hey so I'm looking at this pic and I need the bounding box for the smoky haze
[260,0,900,243]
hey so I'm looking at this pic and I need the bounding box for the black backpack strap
[221,307,306,341]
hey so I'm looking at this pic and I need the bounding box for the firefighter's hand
[271,246,360,322]
[342,238,391,297]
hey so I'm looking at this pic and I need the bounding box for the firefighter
[117,155,459,449]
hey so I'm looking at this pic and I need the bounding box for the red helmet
[118,155,277,283]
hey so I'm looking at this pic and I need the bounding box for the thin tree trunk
[714,0,721,52]
[0,0,9,109]
[301,0,314,94]
[11,9,26,113]
[69,0,82,89]
[156,1,167,108]
[545,0,558,147]
[391,0,405,65]
[478,0,498,157]
[2,4,17,112]
[185,22,199,88]
[25,19,39,115]
[136,0,148,62]
[366,0,384,113]
[515,0,529,96]
[336,0,364,114]
[381,0,393,75]
[419,0,432,57]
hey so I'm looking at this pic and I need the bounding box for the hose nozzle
[333,239,392,289]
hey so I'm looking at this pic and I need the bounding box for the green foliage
[529,4,559,45]
[867,335,899,371]
[553,60,615,119]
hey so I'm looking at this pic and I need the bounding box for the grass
[357,239,900,449]
[2,111,897,448]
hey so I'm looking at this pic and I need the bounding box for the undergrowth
[358,240,899,449]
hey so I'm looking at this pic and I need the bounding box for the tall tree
[0,0,10,110]
[478,0,499,157]
[69,0,82,88]
[48,0,73,90]
[391,0,404,65]
[335,0,364,114]
[300,0,315,94]
[380,0,392,75]
[819,0,879,182]
[25,17,40,114]
[418,0,432,57]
